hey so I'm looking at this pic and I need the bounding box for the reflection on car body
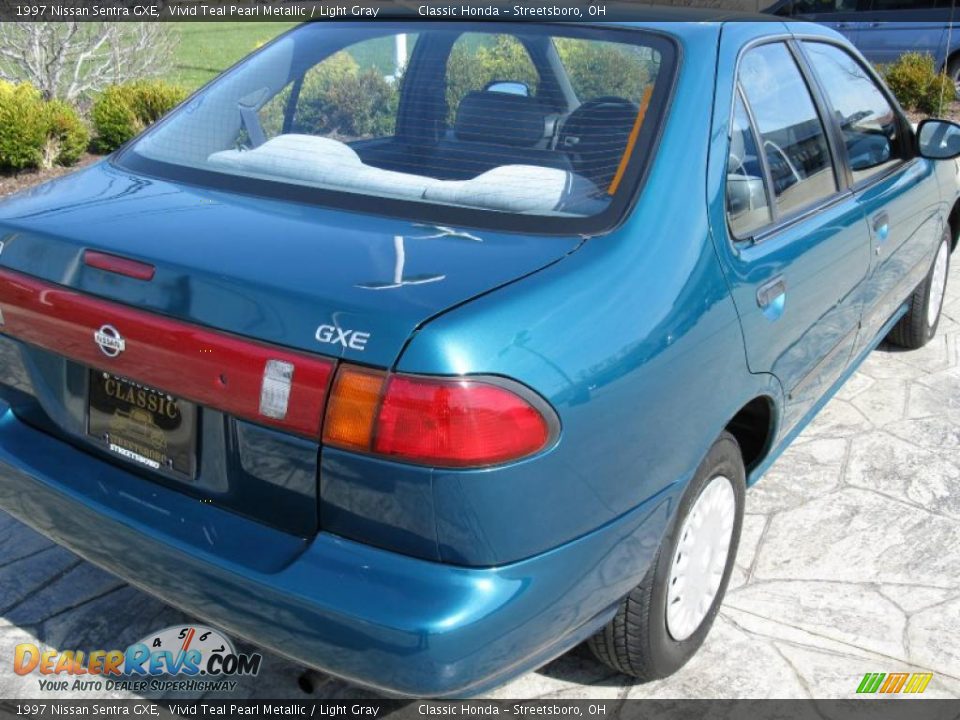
[109,408,168,452]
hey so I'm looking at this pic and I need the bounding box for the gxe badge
[94,325,126,358]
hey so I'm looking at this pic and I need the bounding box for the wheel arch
[945,46,960,74]
[723,394,778,473]
[947,196,960,252]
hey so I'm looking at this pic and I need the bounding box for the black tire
[887,231,951,350]
[587,431,745,681]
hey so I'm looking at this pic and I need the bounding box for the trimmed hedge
[883,52,954,116]
[0,81,46,170]
[45,100,90,167]
[92,80,188,152]
[0,81,89,171]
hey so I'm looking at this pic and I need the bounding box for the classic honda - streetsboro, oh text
[0,14,956,696]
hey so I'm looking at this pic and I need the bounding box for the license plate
[87,371,197,479]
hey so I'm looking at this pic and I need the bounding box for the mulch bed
[905,99,960,127]
[0,153,101,199]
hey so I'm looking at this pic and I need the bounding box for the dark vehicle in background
[766,1,960,93]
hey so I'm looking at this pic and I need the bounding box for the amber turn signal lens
[322,366,386,452]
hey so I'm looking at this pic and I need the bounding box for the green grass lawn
[169,22,298,90]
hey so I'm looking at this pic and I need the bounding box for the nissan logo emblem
[94,324,126,358]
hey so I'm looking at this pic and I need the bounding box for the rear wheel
[587,432,745,680]
[887,232,950,350]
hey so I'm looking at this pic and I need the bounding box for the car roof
[594,7,780,24]
[592,13,844,42]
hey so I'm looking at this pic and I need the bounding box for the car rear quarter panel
[392,25,782,567]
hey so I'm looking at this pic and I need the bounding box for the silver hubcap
[666,475,736,642]
[928,240,949,329]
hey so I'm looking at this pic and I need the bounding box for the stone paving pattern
[1,262,959,701]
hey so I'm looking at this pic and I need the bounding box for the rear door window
[738,43,838,219]
[727,95,773,237]
[802,41,905,185]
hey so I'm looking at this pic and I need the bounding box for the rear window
[119,23,676,235]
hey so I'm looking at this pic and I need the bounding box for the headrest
[454,91,547,147]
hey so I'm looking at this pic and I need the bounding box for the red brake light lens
[322,366,556,468]
[83,251,156,281]
[374,376,552,467]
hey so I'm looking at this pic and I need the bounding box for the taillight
[322,365,557,468]
[375,375,553,466]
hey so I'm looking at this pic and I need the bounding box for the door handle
[757,275,787,309]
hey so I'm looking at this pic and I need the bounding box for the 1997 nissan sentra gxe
[0,17,958,696]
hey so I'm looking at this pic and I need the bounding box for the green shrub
[0,81,48,170]
[43,100,89,167]
[555,39,656,104]
[0,81,89,170]
[296,68,398,139]
[883,52,953,115]
[91,86,142,152]
[125,80,189,124]
[289,51,362,136]
[92,80,187,152]
[259,52,400,141]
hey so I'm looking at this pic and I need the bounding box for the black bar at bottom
[2,699,960,720]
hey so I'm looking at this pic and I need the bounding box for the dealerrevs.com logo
[14,625,262,693]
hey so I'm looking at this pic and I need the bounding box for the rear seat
[207,134,601,214]
[434,91,571,180]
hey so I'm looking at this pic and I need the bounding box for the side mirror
[917,118,960,160]
[484,81,530,97]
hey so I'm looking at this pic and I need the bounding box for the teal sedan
[0,17,957,696]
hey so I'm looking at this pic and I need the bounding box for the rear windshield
[119,23,676,235]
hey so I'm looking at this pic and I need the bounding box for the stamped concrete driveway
[1,262,959,702]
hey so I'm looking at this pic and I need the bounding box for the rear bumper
[0,406,674,697]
